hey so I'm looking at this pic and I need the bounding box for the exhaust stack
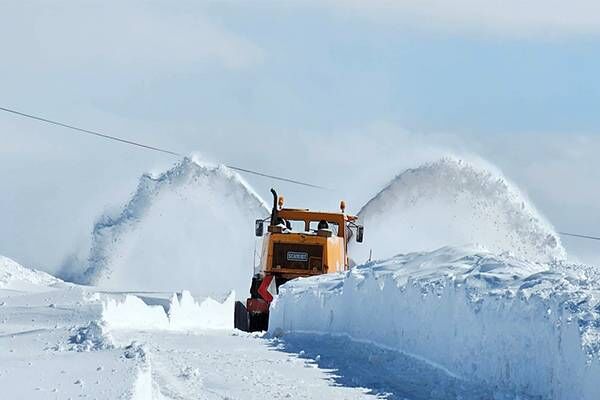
[270,188,278,227]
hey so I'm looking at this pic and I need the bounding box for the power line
[559,232,600,241]
[0,105,327,189]
[0,106,180,156]
[225,165,326,189]
[4,106,600,242]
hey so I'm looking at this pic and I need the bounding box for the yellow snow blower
[235,189,364,331]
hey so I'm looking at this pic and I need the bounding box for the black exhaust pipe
[270,188,278,227]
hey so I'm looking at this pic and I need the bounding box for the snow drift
[270,246,600,399]
[353,158,565,264]
[0,255,61,290]
[64,157,269,299]
[102,290,234,331]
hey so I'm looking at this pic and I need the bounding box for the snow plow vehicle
[235,189,364,331]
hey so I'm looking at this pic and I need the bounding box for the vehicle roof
[278,208,357,222]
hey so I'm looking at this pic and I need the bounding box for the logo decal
[287,251,309,262]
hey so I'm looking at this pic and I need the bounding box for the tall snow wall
[353,158,565,264]
[270,246,600,399]
[62,157,269,300]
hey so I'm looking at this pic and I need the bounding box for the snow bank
[63,156,269,300]
[168,290,234,330]
[102,290,234,331]
[270,246,600,399]
[0,255,61,290]
[353,158,565,263]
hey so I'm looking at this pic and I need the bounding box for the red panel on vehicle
[258,275,275,302]
[246,298,269,314]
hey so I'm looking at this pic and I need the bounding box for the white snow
[4,156,600,399]
[353,158,565,263]
[107,329,377,400]
[131,365,161,400]
[0,255,61,290]
[0,264,377,399]
[270,245,600,399]
[0,270,145,399]
[167,290,234,330]
[61,156,269,300]
[102,290,234,331]
[102,294,169,331]
[0,256,241,399]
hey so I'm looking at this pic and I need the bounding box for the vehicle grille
[272,243,323,272]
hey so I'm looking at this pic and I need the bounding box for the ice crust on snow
[102,290,234,331]
[353,158,565,263]
[270,246,600,399]
[63,157,269,300]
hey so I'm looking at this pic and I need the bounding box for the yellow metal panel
[262,232,348,276]
[324,236,346,273]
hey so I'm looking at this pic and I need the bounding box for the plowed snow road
[1,281,521,400]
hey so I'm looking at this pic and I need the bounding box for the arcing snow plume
[354,158,565,263]
[65,157,269,299]
[270,246,600,399]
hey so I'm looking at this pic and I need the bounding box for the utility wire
[0,106,180,156]
[5,106,600,241]
[559,232,600,241]
[0,105,327,189]
[225,165,326,189]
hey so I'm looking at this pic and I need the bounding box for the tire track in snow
[109,329,377,400]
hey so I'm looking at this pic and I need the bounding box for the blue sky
[4,1,600,134]
[198,2,600,134]
[2,0,600,268]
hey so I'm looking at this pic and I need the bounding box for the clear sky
[1,0,600,269]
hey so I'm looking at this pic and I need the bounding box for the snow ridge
[0,255,61,289]
[101,290,234,331]
[270,246,600,399]
[354,158,565,263]
[63,156,269,299]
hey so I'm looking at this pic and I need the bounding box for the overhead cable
[0,106,327,189]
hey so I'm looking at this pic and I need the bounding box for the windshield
[308,221,339,236]
[281,219,340,236]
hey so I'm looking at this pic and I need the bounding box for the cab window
[309,221,340,236]
[285,219,306,232]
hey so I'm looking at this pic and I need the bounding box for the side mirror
[356,225,364,243]
[255,220,264,237]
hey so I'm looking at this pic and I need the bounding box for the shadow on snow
[269,333,532,400]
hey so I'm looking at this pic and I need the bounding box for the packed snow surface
[270,245,600,399]
[353,158,565,263]
[0,259,380,399]
[63,157,269,300]
[0,269,145,398]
